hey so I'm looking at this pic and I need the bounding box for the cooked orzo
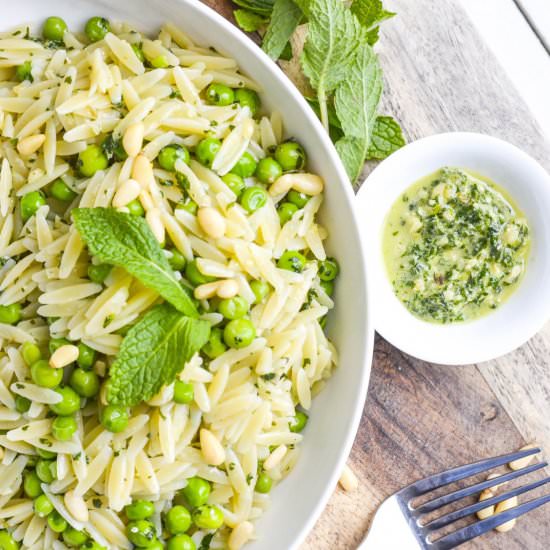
[0,15,339,550]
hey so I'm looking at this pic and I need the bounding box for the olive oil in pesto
[383,167,530,323]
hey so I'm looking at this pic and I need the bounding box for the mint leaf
[367,115,406,159]
[335,136,367,183]
[262,0,303,60]
[300,0,365,128]
[234,9,268,32]
[351,0,395,30]
[107,304,210,406]
[279,41,293,61]
[232,0,276,16]
[72,208,198,317]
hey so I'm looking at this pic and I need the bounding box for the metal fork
[358,447,550,549]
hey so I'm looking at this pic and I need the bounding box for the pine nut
[228,521,254,550]
[476,488,495,520]
[495,495,518,532]
[216,279,239,299]
[508,444,537,471]
[99,382,108,406]
[146,208,165,243]
[269,173,324,196]
[197,207,226,239]
[64,490,89,522]
[49,344,79,369]
[339,464,359,492]
[132,154,154,188]
[263,444,287,471]
[194,281,221,300]
[122,122,144,157]
[112,178,141,207]
[94,360,106,377]
[487,472,507,491]
[17,134,46,156]
[200,428,225,466]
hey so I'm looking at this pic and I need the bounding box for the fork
[358,447,550,549]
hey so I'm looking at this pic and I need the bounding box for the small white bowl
[358,132,550,365]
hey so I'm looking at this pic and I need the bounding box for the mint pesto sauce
[382,167,530,323]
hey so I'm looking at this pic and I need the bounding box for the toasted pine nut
[146,208,165,243]
[263,444,287,471]
[269,173,324,196]
[17,134,46,156]
[64,490,89,522]
[112,178,141,207]
[197,207,226,239]
[339,464,359,492]
[200,428,225,466]
[94,360,107,377]
[132,154,154,188]
[508,444,537,471]
[487,472,507,491]
[122,122,144,157]
[495,495,518,532]
[194,281,221,300]
[49,344,79,369]
[476,488,495,520]
[228,521,254,550]
[216,279,239,299]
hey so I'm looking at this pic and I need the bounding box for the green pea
[36,448,56,459]
[234,88,260,116]
[78,145,108,177]
[165,505,191,535]
[195,138,221,167]
[176,199,198,216]
[277,202,298,225]
[23,470,43,498]
[126,519,156,547]
[239,186,268,214]
[88,263,111,285]
[101,404,129,433]
[255,472,273,493]
[230,152,257,178]
[49,338,69,354]
[250,280,270,304]
[286,190,310,208]
[151,55,169,68]
[223,318,256,349]
[15,395,31,413]
[275,140,306,172]
[52,415,77,441]
[20,191,46,221]
[168,249,186,271]
[131,43,145,63]
[158,145,190,172]
[202,327,227,359]
[173,380,194,405]
[77,342,96,369]
[166,534,196,550]
[0,530,19,550]
[320,280,334,296]
[125,500,155,521]
[185,260,215,286]
[218,296,248,320]
[42,16,67,42]
[145,541,164,550]
[127,199,145,216]
[277,250,306,273]
[50,386,81,416]
[205,83,235,106]
[15,61,32,82]
[81,542,107,550]
[255,157,282,185]
[181,477,210,508]
[289,410,308,433]
[70,368,99,397]
[318,258,339,281]
[50,178,76,201]
[21,341,41,366]
[221,173,245,197]
[192,504,224,530]
[63,527,88,546]
[47,510,68,533]
[85,17,110,42]
[31,360,63,389]
[34,494,53,517]
[0,304,21,325]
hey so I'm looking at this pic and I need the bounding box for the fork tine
[430,492,550,550]
[407,447,540,496]
[416,461,547,514]
[423,472,550,532]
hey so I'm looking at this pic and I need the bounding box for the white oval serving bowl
[358,132,550,365]
[2,2,373,549]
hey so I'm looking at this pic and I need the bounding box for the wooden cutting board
[204,0,550,547]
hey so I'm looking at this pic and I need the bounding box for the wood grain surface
[203,0,550,547]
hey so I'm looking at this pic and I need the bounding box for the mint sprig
[262,0,303,60]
